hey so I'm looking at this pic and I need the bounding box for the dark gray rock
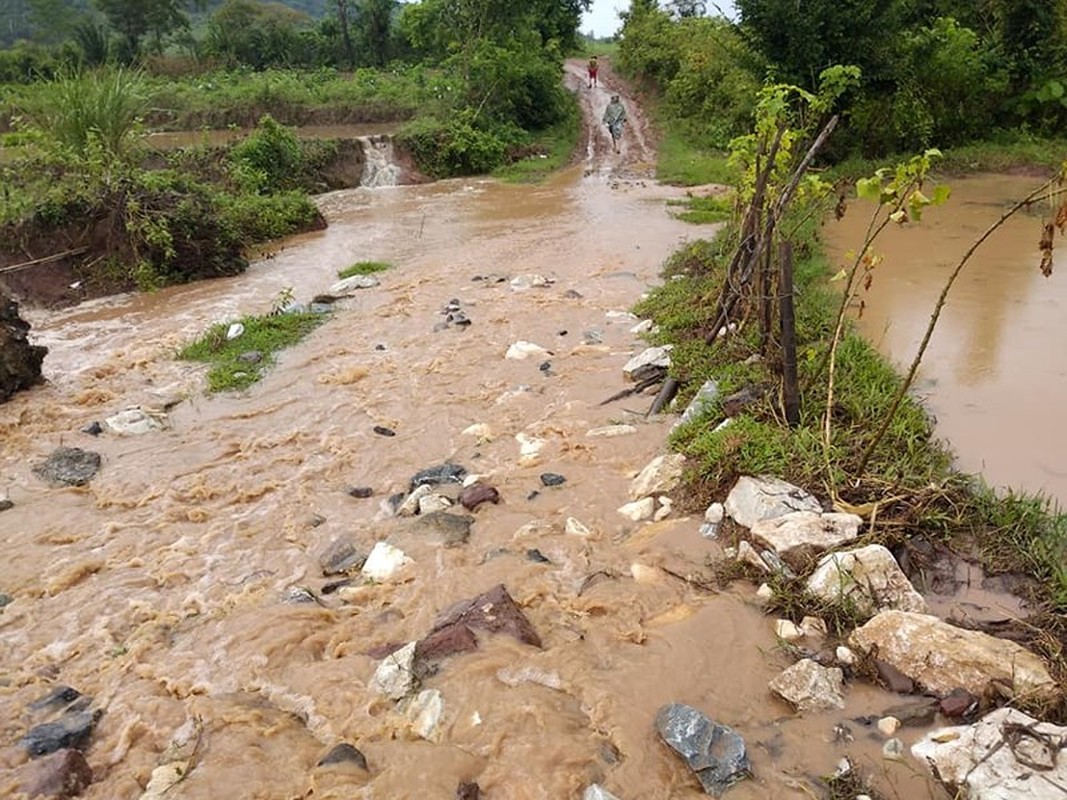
[373,426,396,437]
[540,472,566,487]
[237,351,262,364]
[20,748,92,797]
[0,592,11,608]
[29,686,81,712]
[409,463,467,492]
[21,710,101,757]
[655,704,751,796]
[456,781,481,799]
[526,548,551,564]
[414,511,474,547]
[319,538,366,576]
[880,697,940,727]
[317,743,368,770]
[0,293,47,403]
[32,448,101,487]
[81,422,103,436]
[348,486,374,499]
[0,498,12,512]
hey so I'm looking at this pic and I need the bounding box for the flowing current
[0,66,959,799]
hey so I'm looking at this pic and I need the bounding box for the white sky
[580,0,738,38]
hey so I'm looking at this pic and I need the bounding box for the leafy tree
[355,0,392,67]
[205,0,312,68]
[667,0,705,18]
[92,0,202,57]
[334,0,356,67]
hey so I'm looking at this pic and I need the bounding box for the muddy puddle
[825,173,1067,506]
[0,94,964,798]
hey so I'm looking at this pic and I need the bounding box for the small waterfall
[359,135,402,188]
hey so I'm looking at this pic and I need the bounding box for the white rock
[586,424,638,438]
[630,563,660,583]
[878,716,901,737]
[462,423,493,440]
[807,544,927,615]
[700,501,725,538]
[462,473,490,488]
[105,406,166,435]
[372,641,418,699]
[516,432,546,463]
[622,345,672,380]
[800,616,828,639]
[397,484,433,517]
[418,494,452,515]
[630,318,654,334]
[496,665,563,690]
[506,341,550,360]
[618,497,656,521]
[882,738,905,761]
[774,620,804,642]
[584,785,623,800]
[769,658,846,712]
[629,453,686,500]
[565,517,593,537]
[330,274,380,294]
[509,273,553,290]
[653,497,673,521]
[361,541,413,582]
[835,646,856,666]
[912,707,1067,800]
[142,762,189,799]
[606,310,638,323]
[736,541,769,572]
[725,475,822,529]
[405,688,443,741]
[850,610,1057,700]
[226,322,244,340]
[671,379,720,430]
[755,583,774,604]
[749,511,861,565]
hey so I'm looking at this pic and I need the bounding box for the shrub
[227,114,304,193]
[397,110,519,177]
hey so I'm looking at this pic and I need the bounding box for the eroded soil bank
[0,66,989,799]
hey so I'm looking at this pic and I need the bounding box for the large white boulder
[725,475,822,529]
[806,544,926,615]
[850,611,1057,700]
[622,345,671,380]
[912,707,1067,799]
[749,511,861,566]
[768,658,846,712]
[629,453,686,500]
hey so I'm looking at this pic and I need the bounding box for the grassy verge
[492,98,581,184]
[655,127,737,187]
[178,311,328,392]
[643,140,1067,713]
[338,260,391,278]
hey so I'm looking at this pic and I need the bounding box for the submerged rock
[413,511,474,547]
[21,710,101,757]
[317,743,368,770]
[630,453,686,500]
[459,483,500,511]
[584,785,622,800]
[0,293,47,403]
[33,448,101,487]
[850,610,1057,700]
[655,703,751,796]
[104,406,165,435]
[768,659,846,712]
[586,424,637,437]
[19,748,92,798]
[318,538,366,576]
[509,273,553,290]
[912,707,1067,800]
[409,463,467,493]
[806,544,926,614]
[330,274,380,294]
[724,476,822,529]
[29,686,81,712]
[456,782,481,800]
[422,584,541,658]
[506,341,550,360]
[404,688,444,741]
[540,472,567,487]
[748,512,861,567]
[361,541,413,582]
[371,641,419,700]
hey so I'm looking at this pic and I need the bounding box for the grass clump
[656,128,737,187]
[178,312,328,393]
[667,191,734,225]
[337,260,391,278]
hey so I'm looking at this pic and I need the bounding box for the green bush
[220,190,322,243]
[397,110,519,177]
[227,114,303,193]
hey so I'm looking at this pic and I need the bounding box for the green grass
[579,39,620,58]
[655,127,737,186]
[667,192,734,224]
[493,99,581,184]
[338,260,391,278]
[178,312,328,392]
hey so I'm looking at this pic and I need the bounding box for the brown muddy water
[146,124,401,150]
[824,173,1067,506]
[0,120,958,798]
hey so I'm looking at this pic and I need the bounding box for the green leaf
[856,177,882,201]
[830,268,848,282]
[1049,80,1064,99]
[931,185,952,205]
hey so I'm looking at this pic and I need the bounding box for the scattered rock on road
[655,703,751,796]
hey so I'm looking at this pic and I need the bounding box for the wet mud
[0,64,965,798]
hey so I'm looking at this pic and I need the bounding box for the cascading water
[359,134,402,188]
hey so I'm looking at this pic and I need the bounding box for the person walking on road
[602,95,626,154]
[587,55,599,88]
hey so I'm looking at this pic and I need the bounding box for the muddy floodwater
[1,72,958,799]
[146,124,401,150]
[824,173,1067,505]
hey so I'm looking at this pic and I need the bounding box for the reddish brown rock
[421,584,541,662]
[21,748,92,798]
[415,623,479,663]
[456,781,481,799]
[939,687,978,719]
[875,659,915,694]
[459,483,500,511]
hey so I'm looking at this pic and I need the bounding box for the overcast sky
[580,0,738,38]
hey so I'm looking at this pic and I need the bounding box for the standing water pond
[824,173,1067,506]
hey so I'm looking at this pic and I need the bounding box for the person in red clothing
[587,55,599,88]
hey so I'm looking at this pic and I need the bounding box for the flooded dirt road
[1,64,951,798]
[824,173,1067,505]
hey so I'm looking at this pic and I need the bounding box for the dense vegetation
[619,0,1067,159]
